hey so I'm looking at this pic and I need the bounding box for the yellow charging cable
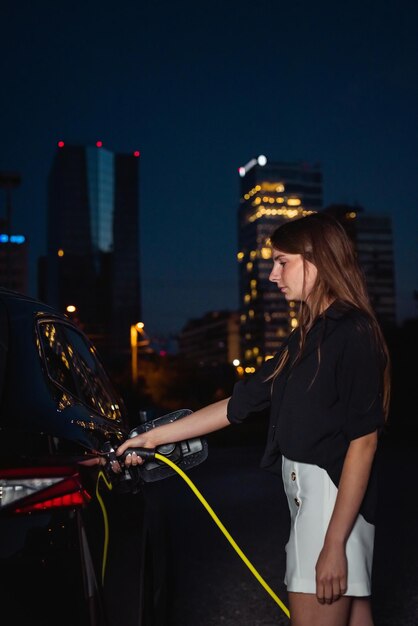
[155,452,290,620]
[96,470,112,584]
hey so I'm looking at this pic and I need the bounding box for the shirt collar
[322,300,354,321]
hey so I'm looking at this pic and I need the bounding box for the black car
[0,288,177,626]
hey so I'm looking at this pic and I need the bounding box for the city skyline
[1,0,417,335]
[44,142,141,354]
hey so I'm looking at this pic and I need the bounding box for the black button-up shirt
[227,302,385,523]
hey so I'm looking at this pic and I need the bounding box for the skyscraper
[45,142,141,357]
[323,204,397,327]
[237,156,322,366]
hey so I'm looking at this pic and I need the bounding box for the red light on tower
[96,140,103,148]
[133,150,140,157]
[58,141,65,148]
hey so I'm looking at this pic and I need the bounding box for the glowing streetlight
[130,322,151,384]
[232,358,244,377]
[131,325,138,383]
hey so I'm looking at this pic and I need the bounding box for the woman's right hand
[115,431,158,468]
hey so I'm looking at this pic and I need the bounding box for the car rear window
[37,321,79,396]
[38,320,122,421]
[63,326,122,421]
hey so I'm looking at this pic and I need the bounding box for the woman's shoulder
[325,301,373,337]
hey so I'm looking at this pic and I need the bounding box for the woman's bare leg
[288,592,352,626]
[348,598,374,626]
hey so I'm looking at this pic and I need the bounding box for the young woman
[116,212,390,626]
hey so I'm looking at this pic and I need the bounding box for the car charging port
[103,409,208,483]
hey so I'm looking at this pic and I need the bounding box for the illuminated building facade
[45,142,141,356]
[179,310,240,366]
[237,157,322,366]
[323,204,396,327]
[0,219,28,294]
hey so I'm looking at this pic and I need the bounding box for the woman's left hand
[315,541,347,604]
[314,431,378,604]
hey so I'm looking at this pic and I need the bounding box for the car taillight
[0,467,92,514]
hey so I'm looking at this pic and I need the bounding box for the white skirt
[282,456,375,596]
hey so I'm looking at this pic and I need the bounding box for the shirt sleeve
[227,350,282,424]
[339,319,385,441]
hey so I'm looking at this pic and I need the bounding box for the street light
[130,322,151,384]
[232,359,244,378]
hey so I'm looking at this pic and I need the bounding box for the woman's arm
[115,397,231,466]
[315,430,378,604]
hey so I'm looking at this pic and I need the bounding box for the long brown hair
[268,212,391,418]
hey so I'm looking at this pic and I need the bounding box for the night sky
[1,0,417,336]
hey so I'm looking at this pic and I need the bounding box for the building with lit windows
[44,142,141,357]
[237,157,323,366]
[323,204,396,327]
[0,219,28,294]
[178,310,240,366]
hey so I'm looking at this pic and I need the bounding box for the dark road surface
[147,426,418,626]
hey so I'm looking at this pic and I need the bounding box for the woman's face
[269,248,317,303]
